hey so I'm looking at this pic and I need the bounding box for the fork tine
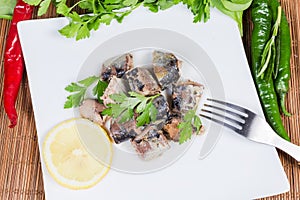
[204,103,247,119]
[200,113,241,133]
[207,98,249,114]
[201,109,244,127]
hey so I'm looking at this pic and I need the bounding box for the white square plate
[18,4,289,200]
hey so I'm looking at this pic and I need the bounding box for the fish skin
[101,53,133,81]
[124,68,161,96]
[131,127,170,160]
[153,50,181,89]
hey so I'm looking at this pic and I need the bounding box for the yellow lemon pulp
[43,118,112,190]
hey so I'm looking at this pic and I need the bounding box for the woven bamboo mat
[0,0,299,199]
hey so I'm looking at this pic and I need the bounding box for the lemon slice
[43,118,112,190]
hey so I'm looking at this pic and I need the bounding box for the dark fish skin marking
[124,67,160,96]
[101,53,133,81]
[110,120,139,144]
[101,70,112,81]
[130,68,138,76]
[172,97,181,111]
[153,51,181,89]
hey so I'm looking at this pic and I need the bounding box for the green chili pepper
[251,0,290,141]
[269,0,292,116]
[257,5,281,78]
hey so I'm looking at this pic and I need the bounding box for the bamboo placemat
[0,0,299,199]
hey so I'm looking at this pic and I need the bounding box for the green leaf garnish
[0,0,16,19]
[102,92,159,127]
[178,109,202,144]
[23,0,254,40]
[64,76,108,108]
[37,0,51,16]
[93,79,109,103]
[23,0,41,6]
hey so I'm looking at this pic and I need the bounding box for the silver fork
[200,98,300,162]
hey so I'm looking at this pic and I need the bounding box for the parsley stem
[85,13,101,24]
[92,0,97,14]
[69,0,88,11]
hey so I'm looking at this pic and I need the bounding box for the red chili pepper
[3,0,33,128]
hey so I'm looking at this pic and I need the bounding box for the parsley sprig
[23,0,214,40]
[23,0,252,40]
[182,0,211,23]
[178,109,202,144]
[102,92,159,126]
[64,76,108,108]
[24,0,181,40]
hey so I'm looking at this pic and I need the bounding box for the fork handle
[272,134,300,162]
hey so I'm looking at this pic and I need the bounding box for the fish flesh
[79,99,106,125]
[124,68,161,96]
[172,80,204,115]
[101,77,129,106]
[163,80,204,141]
[131,126,170,160]
[151,95,170,130]
[101,53,133,81]
[163,114,181,141]
[109,119,142,144]
[152,50,181,89]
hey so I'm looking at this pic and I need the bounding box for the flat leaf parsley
[64,76,108,108]
[23,0,253,40]
[102,92,159,126]
[178,109,202,144]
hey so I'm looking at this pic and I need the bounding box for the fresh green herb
[182,0,212,23]
[178,109,202,144]
[211,0,253,35]
[144,0,180,12]
[0,0,16,19]
[102,92,159,126]
[23,0,144,40]
[64,76,108,108]
[220,0,252,11]
[37,0,51,16]
[93,80,109,103]
[23,0,253,40]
